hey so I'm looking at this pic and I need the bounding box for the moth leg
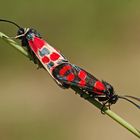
[100,99,111,114]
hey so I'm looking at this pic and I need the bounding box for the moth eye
[17,28,24,35]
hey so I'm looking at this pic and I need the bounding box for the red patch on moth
[66,73,75,81]
[79,80,86,87]
[41,56,50,63]
[93,81,105,94]
[59,65,71,76]
[78,70,87,80]
[28,40,38,53]
[34,37,46,49]
[50,52,60,61]
[28,37,46,53]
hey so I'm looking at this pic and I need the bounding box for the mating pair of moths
[0,19,139,111]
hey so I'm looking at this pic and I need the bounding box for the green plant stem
[71,86,140,138]
[0,32,28,57]
[0,32,140,138]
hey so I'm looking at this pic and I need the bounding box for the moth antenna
[124,95,140,102]
[0,19,21,29]
[118,95,140,109]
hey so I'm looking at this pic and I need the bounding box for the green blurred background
[0,0,140,140]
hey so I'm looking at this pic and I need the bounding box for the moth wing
[52,63,105,94]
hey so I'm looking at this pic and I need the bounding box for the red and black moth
[0,19,140,112]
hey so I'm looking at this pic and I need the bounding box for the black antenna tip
[124,95,140,102]
[0,19,21,29]
[118,95,140,109]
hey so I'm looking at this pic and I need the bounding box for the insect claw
[101,105,105,114]
[108,103,111,110]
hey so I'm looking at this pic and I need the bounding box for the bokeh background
[0,0,140,140]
